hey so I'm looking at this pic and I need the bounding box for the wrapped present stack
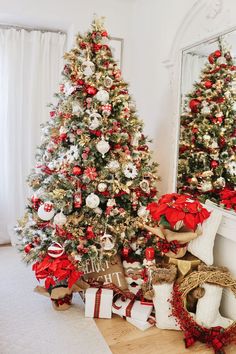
[31,192,236,352]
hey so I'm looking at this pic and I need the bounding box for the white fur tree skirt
[0,246,111,354]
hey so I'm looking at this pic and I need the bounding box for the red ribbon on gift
[87,280,135,300]
[93,288,102,318]
[88,280,136,318]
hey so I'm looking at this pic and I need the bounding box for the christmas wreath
[171,267,236,353]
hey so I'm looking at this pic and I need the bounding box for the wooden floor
[96,315,235,354]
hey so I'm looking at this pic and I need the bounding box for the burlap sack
[82,255,128,290]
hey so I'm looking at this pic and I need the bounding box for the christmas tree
[177,45,236,209]
[16,18,159,288]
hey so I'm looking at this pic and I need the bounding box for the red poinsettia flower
[147,193,210,231]
[32,254,83,289]
[84,167,98,180]
[219,188,236,211]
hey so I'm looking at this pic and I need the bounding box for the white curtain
[181,53,207,107]
[0,28,66,244]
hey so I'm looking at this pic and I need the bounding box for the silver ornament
[96,137,110,158]
[53,211,67,226]
[95,89,109,103]
[107,160,120,172]
[86,193,100,209]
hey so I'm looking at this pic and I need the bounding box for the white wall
[125,0,196,195]
[0,0,135,78]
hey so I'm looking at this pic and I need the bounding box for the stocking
[153,282,180,330]
[196,283,233,328]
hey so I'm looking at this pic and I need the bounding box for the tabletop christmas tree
[16,18,159,290]
[177,45,236,210]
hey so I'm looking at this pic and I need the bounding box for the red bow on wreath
[157,239,187,254]
[184,326,226,354]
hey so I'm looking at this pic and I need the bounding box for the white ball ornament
[95,89,109,103]
[201,105,211,116]
[200,181,213,192]
[86,193,100,209]
[107,160,120,172]
[217,56,227,65]
[96,137,110,158]
[38,202,55,221]
[47,242,64,258]
[98,182,107,192]
[53,211,67,226]
[137,205,149,218]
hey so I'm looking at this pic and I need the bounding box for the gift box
[112,297,153,322]
[85,287,113,318]
[126,315,156,331]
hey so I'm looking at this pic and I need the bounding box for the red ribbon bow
[184,326,225,354]
[51,293,72,307]
[157,239,186,254]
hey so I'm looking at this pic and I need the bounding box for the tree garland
[170,268,236,354]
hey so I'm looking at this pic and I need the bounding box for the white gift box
[112,297,153,322]
[85,287,113,319]
[126,316,155,331]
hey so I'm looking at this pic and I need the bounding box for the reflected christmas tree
[178,42,236,211]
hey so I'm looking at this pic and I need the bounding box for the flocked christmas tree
[177,44,236,210]
[16,18,159,288]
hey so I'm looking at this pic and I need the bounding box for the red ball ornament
[122,247,130,258]
[214,50,222,58]
[72,166,82,175]
[86,86,97,95]
[145,247,155,261]
[192,127,198,133]
[101,31,108,37]
[211,160,219,169]
[24,243,34,254]
[208,54,215,64]
[204,80,213,89]
[189,99,201,113]
[77,79,85,86]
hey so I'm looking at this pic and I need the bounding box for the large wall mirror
[176,29,236,208]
